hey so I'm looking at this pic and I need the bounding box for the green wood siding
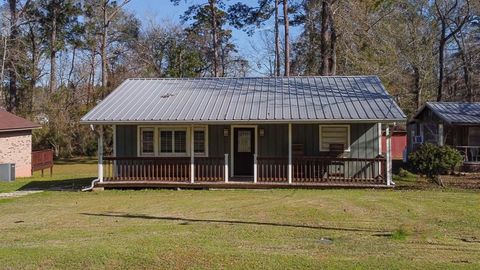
[258,124,288,156]
[115,125,137,156]
[208,125,230,157]
[290,123,379,158]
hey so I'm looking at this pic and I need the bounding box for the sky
[125,0,301,75]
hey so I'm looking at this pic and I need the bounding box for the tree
[3,0,31,112]
[434,0,470,101]
[174,0,236,77]
[33,0,81,93]
[99,0,131,90]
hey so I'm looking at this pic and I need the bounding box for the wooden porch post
[386,125,392,186]
[438,123,444,146]
[288,123,292,184]
[112,125,117,178]
[190,125,195,183]
[98,126,104,182]
[378,123,382,177]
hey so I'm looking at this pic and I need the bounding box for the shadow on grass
[18,178,94,191]
[81,212,390,233]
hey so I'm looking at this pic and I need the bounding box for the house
[81,76,406,189]
[408,102,480,172]
[0,110,41,177]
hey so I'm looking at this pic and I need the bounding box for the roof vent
[161,93,174,98]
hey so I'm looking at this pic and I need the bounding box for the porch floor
[96,181,393,189]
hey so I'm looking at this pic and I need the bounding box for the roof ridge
[125,75,379,81]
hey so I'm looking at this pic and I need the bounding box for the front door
[234,128,255,176]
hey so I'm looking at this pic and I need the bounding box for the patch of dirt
[396,174,480,190]
[0,190,43,198]
[440,174,480,189]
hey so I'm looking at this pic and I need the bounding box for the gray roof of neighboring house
[81,76,406,124]
[414,102,480,125]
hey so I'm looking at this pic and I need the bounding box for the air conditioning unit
[0,164,15,182]
[413,135,423,144]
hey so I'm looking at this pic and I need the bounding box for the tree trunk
[274,0,280,77]
[283,0,290,76]
[320,0,329,75]
[101,2,108,95]
[437,22,445,102]
[28,25,37,114]
[328,1,336,75]
[7,0,18,112]
[453,34,472,102]
[210,0,219,77]
[68,46,76,86]
[49,7,57,93]
[1,36,7,107]
[413,65,421,109]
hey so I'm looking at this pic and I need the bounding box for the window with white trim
[194,128,206,154]
[140,128,155,155]
[159,128,187,154]
[319,125,350,151]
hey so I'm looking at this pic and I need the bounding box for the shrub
[408,143,463,184]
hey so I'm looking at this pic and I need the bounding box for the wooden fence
[31,149,54,176]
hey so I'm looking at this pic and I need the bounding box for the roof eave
[80,118,407,125]
[0,126,42,133]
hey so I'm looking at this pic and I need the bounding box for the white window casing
[139,127,155,156]
[319,125,351,152]
[137,125,207,157]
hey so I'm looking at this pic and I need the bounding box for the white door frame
[230,125,258,177]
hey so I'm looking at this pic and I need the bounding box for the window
[140,128,154,155]
[194,128,206,154]
[159,128,187,154]
[237,130,252,152]
[319,125,350,151]
[159,130,173,153]
[138,126,208,156]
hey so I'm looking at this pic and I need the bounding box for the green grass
[1,161,480,269]
[0,158,96,193]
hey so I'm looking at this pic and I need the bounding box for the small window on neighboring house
[159,128,187,154]
[141,128,154,155]
[319,125,350,151]
[194,128,206,154]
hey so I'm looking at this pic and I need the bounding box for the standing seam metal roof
[417,102,480,125]
[81,76,406,123]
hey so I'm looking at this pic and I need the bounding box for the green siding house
[81,76,406,189]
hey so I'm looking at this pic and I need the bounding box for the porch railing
[456,146,480,163]
[103,156,225,182]
[102,156,386,184]
[195,157,225,182]
[257,157,288,182]
[104,156,191,182]
[258,156,386,184]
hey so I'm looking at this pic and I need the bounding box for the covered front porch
[94,122,394,188]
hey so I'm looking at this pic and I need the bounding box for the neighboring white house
[0,110,41,177]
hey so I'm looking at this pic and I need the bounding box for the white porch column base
[386,125,392,186]
[253,154,257,183]
[98,126,104,182]
[190,125,195,183]
[288,123,292,184]
[224,153,229,183]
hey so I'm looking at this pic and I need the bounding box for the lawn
[1,161,480,269]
